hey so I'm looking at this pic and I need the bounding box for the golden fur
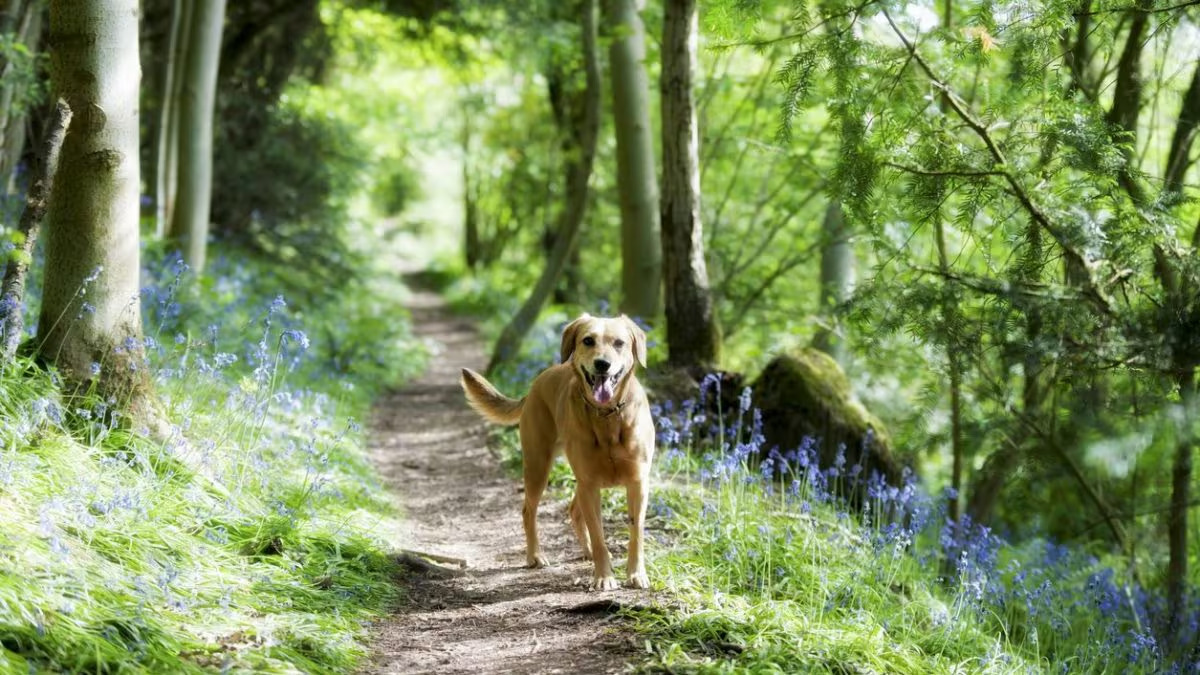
[461,314,655,590]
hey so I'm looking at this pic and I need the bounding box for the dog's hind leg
[568,493,593,561]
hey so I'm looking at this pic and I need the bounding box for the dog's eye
[582,337,595,347]
[614,340,626,349]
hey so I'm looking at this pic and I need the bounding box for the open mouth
[582,368,622,405]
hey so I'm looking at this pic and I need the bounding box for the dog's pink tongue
[594,377,613,404]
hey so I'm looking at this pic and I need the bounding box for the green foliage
[212,94,367,295]
[372,155,422,217]
[0,30,45,118]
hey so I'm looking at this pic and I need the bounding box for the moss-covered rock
[751,348,901,487]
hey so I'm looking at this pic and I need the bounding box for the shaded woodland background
[3,0,1200,669]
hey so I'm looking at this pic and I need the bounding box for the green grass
[0,252,428,673]
[627,481,1036,674]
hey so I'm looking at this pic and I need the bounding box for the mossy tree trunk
[39,0,151,408]
[660,0,719,369]
[604,0,661,319]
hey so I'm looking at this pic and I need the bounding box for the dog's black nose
[594,359,611,374]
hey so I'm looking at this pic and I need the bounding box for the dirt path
[365,288,651,674]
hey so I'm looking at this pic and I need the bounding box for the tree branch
[882,9,1117,318]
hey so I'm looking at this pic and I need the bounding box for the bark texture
[660,0,719,368]
[605,0,661,319]
[39,0,149,401]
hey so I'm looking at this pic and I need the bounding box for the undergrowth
[0,248,427,673]
[460,303,1191,673]
[635,380,1187,673]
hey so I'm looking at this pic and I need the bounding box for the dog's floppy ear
[560,314,591,364]
[621,315,648,368]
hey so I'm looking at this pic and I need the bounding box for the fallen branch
[396,548,468,575]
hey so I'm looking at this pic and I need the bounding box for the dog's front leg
[625,480,649,589]
[577,482,618,590]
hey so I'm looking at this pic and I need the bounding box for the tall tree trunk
[543,35,587,306]
[0,1,43,195]
[462,106,481,270]
[604,0,661,319]
[486,0,601,374]
[39,0,151,407]
[169,0,225,271]
[1163,60,1200,202]
[660,0,719,369]
[1167,365,1195,649]
[967,223,1043,523]
[934,212,967,525]
[156,0,189,239]
[812,200,854,365]
[1062,0,1095,100]
[1107,2,1150,205]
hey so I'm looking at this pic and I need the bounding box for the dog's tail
[460,368,524,426]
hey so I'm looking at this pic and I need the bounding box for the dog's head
[560,313,647,407]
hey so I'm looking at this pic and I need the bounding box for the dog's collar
[580,391,628,418]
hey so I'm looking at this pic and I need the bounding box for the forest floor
[364,286,652,674]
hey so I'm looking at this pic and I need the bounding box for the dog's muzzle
[583,367,622,405]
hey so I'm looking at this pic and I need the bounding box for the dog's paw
[580,549,594,561]
[590,574,620,591]
[626,570,650,589]
[526,553,550,569]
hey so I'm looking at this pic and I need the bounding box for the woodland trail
[365,286,651,674]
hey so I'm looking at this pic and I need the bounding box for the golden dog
[460,314,654,590]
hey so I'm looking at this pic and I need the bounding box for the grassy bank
[0,250,426,673]
[442,274,1176,673]
[630,387,1169,673]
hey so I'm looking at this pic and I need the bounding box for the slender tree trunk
[660,0,719,369]
[542,38,586,306]
[169,0,225,271]
[812,200,854,365]
[0,98,70,359]
[934,212,967,525]
[967,223,1043,523]
[1167,370,1195,650]
[1062,0,1095,100]
[486,0,601,374]
[156,0,189,239]
[0,1,42,194]
[462,107,482,270]
[1163,60,1200,201]
[39,0,150,406]
[1107,2,1150,205]
[604,0,661,319]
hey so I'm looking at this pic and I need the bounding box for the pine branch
[881,9,1117,318]
[884,162,1007,179]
